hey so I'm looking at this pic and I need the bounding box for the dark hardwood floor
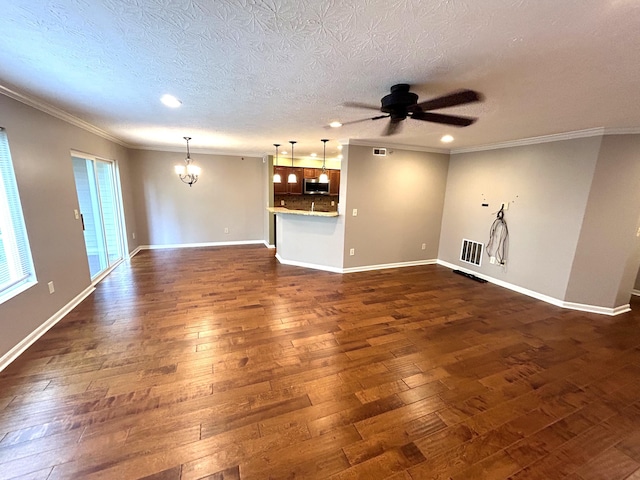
[1,245,640,479]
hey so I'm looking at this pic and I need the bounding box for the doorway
[72,154,124,280]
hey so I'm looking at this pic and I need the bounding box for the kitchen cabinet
[287,168,303,195]
[329,170,340,195]
[303,168,318,179]
[273,166,288,195]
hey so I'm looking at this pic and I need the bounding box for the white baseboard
[0,285,95,373]
[632,289,640,297]
[137,240,267,250]
[275,254,343,273]
[274,255,437,274]
[342,259,437,273]
[436,260,630,316]
[129,246,143,258]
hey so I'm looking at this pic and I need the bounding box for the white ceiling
[1,0,640,159]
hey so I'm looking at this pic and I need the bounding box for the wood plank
[0,246,638,478]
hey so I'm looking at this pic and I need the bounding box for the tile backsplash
[275,195,338,212]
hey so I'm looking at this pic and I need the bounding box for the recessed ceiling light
[310,153,317,157]
[161,94,182,108]
[337,144,343,151]
[441,134,454,143]
[329,121,342,128]
[281,151,287,155]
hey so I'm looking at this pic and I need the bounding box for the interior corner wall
[264,155,275,247]
[564,134,640,308]
[128,149,264,246]
[439,136,602,301]
[0,93,137,360]
[342,145,449,269]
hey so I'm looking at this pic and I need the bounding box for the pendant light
[273,143,282,184]
[319,139,329,183]
[174,136,200,187]
[287,140,297,183]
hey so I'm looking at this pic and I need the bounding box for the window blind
[0,127,36,300]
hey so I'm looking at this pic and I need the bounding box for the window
[0,127,36,303]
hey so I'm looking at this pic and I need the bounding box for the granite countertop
[267,207,339,217]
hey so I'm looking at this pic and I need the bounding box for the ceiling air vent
[460,239,483,266]
[373,148,387,156]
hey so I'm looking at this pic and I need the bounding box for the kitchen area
[267,143,346,272]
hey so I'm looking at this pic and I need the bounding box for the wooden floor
[1,245,640,480]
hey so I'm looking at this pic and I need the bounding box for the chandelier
[174,136,200,187]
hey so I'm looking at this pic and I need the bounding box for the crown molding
[450,127,607,154]
[345,138,450,154]
[602,126,640,135]
[130,144,263,158]
[0,84,130,147]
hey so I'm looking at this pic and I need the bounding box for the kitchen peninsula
[267,207,338,217]
[268,206,344,273]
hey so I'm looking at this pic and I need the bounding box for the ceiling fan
[340,84,483,136]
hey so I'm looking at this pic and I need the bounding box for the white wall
[0,93,137,361]
[342,145,449,269]
[564,134,640,308]
[128,149,265,246]
[439,136,601,300]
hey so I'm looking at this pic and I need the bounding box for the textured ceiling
[1,0,640,158]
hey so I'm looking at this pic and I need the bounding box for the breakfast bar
[268,207,344,272]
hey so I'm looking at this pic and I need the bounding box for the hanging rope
[486,205,509,265]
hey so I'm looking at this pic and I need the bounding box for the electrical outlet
[74,209,80,220]
[421,243,426,250]
[280,200,285,206]
[352,208,358,216]
[502,202,509,210]
[132,232,136,240]
[48,281,55,294]
[349,248,355,256]
[331,201,335,206]
[490,256,496,264]
[224,227,229,234]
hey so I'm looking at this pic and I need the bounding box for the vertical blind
[0,127,35,299]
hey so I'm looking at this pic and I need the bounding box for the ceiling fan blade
[343,101,381,111]
[326,115,389,128]
[413,89,482,111]
[383,118,403,136]
[410,110,476,127]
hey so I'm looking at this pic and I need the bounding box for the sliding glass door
[72,155,124,279]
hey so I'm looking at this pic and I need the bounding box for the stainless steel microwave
[303,178,330,195]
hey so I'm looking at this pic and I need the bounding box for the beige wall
[565,134,640,308]
[343,145,449,269]
[439,136,601,300]
[128,149,265,246]
[0,94,137,359]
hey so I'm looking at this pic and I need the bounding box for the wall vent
[460,239,483,266]
[372,148,387,156]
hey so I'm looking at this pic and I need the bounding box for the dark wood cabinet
[274,167,339,196]
[329,170,340,195]
[273,166,288,195]
[303,168,318,179]
[287,168,303,195]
